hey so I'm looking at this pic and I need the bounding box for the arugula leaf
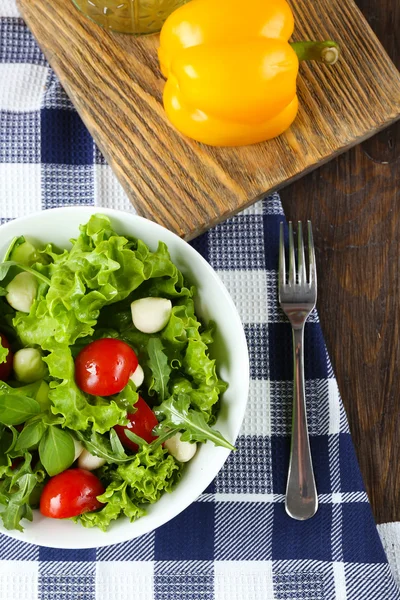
[147,338,171,401]
[150,426,180,450]
[74,429,132,464]
[0,261,50,285]
[8,238,43,267]
[2,236,24,263]
[109,428,129,459]
[15,420,47,451]
[0,261,15,281]
[155,395,235,451]
[1,236,44,268]
[0,393,40,425]
[0,452,40,531]
[124,430,148,448]
[39,426,75,476]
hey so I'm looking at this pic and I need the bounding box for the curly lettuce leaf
[76,444,181,531]
[119,298,227,420]
[116,443,181,504]
[163,301,227,419]
[75,480,145,531]
[14,214,192,348]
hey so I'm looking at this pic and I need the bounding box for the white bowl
[0,207,249,548]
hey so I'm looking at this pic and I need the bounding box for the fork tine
[297,222,306,285]
[308,221,317,287]
[279,222,286,287]
[288,222,296,285]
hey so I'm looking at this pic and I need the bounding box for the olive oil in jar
[72,0,188,35]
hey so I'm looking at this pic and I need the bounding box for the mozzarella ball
[131,297,172,334]
[78,449,106,471]
[164,432,197,462]
[6,271,38,313]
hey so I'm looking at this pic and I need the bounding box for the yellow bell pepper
[158,0,340,147]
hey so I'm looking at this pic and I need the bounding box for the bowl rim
[0,206,250,548]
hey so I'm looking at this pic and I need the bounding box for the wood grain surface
[280,0,400,525]
[17,0,400,239]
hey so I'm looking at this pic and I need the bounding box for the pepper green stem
[290,41,340,65]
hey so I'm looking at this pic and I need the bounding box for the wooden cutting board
[17,0,400,239]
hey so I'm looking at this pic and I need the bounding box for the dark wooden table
[280,0,400,524]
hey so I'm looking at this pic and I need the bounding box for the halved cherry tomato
[75,338,138,397]
[114,396,158,451]
[40,468,105,519]
[0,333,13,381]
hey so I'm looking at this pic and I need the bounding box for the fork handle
[285,326,318,520]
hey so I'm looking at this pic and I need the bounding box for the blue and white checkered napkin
[1,4,400,599]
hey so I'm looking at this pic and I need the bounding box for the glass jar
[72,0,188,35]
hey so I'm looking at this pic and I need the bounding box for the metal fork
[279,221,318,520]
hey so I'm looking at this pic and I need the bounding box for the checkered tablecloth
[1,2,400,598]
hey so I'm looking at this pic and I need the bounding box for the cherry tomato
[40,468,105,519]
[75,338,138,397]
[114,396,158,451]
[0,333,13,382]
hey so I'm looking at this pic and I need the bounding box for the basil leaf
[155,394,235,451]
[124,430,147,448]
[15,420,47,451]
[147,338,171,401]
[39,426,75,476]
[0,394,40,425]
[0,287,7,297]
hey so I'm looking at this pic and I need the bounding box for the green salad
[0,214,231,532]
